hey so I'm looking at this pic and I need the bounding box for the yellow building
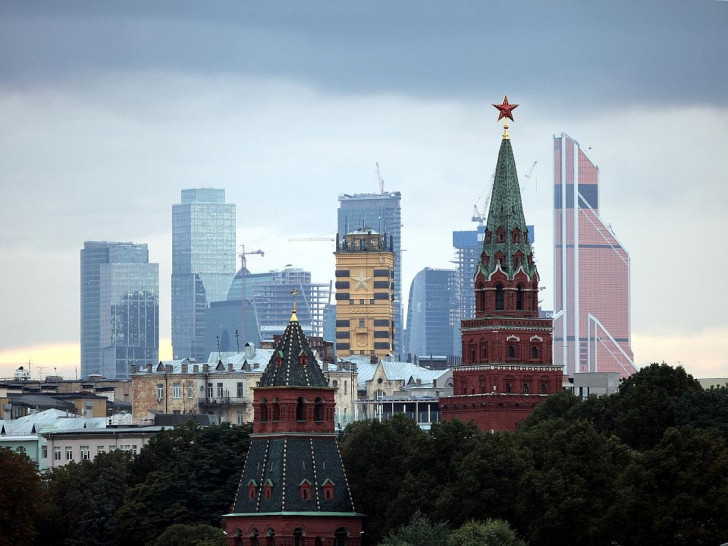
[334,229,395,359]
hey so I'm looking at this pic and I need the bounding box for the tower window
[272,398,280,421]
[516,286,524,310]
[260,399,268,422]
[512,229,521,242]
[508,345,516,359]
[495,284,505,311]
[296,397,306,421]
[531,346,538,359]
[314,397,324,422]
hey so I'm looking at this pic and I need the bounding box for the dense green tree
[116,422,251,546]
[515,418,623,546]
[340,415,428,544]
[674,385,728,438]
[378,511,449,546]
[36,449,131,546]
[435,431,526,528]
[151,523,225,546]
[449,519,526,546]
[609,426,728,545]
[0,447,47,546]
[610,363,702,450]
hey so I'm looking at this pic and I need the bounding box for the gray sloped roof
[231,436,357,515]
[259,313,328,388]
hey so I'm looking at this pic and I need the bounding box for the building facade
[334,229,395,360]
[440,108,562,432]
[81,241,159,379]
[405,268,459,363]
[553,133,636,378]
[222,309,363,545]
[172,188,236,363]
[338,191,403,358]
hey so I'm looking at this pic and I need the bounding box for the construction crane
[520,160,538,192]
[376,162,384,194]
[239,245,264,348]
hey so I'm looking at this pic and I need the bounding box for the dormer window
[485,229,492,244]
[247,480,258,500]
[512,229,521,243]
[264,479,274,499]
[496,229,505,243]
[322,479,335,500]
[276,351,283,367]
[299,480,312,500]
[298,351,308,366]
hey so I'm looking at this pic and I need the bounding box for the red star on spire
[493,95,518,122]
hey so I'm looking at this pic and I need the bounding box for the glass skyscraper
[553,133,636,378]
[405,268,458,361]
[337,191,402,358]
[81,241,159,379]
[172,188,236,362]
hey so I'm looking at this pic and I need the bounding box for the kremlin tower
[440,97,563,431]
[223,300,363,545]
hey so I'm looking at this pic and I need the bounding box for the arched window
[314,397,324,422]
[531,346,538,359]
[322,479,335,499]
[516,285,524,311]
[233,528,243,546]
[300,480,312,500]
[16,446,26,454]
[272,398,280,422]
[296,397,306,421]
[495,284,505,310]
[250,528,260,546]
[480,343,488,360]
[523,383,530,394]
[260,398,268,422]
[541,382,548,394]
[266,528,276,546]
[469,343,477,363]
[335,527,349,546]
[247,480,258,500]
[512,228,521,242]
[476,286,485,314]
[508,345,516,359]
[505,382,512,393]
[293,528,305,546]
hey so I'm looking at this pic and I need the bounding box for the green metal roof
[478,136,537,280]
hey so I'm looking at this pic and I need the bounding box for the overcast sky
[1,1,727,380]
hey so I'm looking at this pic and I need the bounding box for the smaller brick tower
[223,305,363,545]
[440,97,563,432]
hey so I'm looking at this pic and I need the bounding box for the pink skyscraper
[553,133,637,378]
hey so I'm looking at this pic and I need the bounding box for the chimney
[228,363,233,372]
[84,401,94,418]
[244,343,255,360]
[146,364,152,373]
[131,364,137,374]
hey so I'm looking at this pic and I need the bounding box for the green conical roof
[258,311,329,388]
[478,136,537,280]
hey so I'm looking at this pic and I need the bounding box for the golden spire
[290,289,299,322]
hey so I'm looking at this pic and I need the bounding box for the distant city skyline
[2,3,727,380]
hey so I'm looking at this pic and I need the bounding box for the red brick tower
[440,97,563,431]
[223,306,363,545]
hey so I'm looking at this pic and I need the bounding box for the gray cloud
[2,1,726,108]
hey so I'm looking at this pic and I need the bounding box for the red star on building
[493,95,518,122]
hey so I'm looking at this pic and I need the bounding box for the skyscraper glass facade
[172,188,236,362]
[337,191,402,358]
[553,133,636,378]
[405,268,458,360]
[81,241,159,379]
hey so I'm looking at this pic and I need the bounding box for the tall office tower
[406,268,459,361]
[553,133,636,378]
[338,191,402,358]
[172,188,236,363]
[334,229,395,359]
[81,242,159,379]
